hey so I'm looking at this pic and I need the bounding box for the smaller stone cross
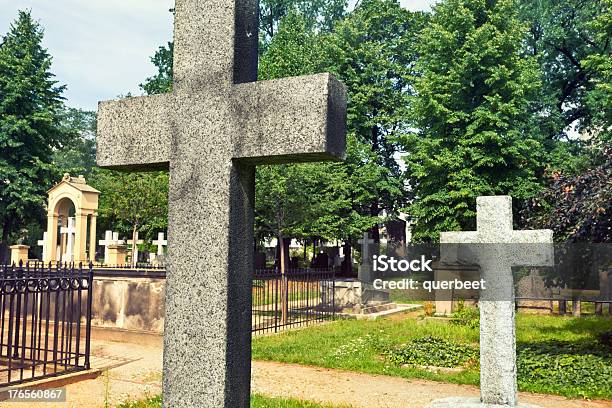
[60,217,76,263]
[98,230,115,265]
[152,232,168,256]
[432,196,553,408]
[127,232,144,266]
[112,232,125,245]
[37,232,47,262]
[358,232,375,263]
[358,232,375,282]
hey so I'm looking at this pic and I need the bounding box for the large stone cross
[438,196,553,407]
[96,1,346,407]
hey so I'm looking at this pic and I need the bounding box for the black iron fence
[252,268,336,334]
[0,262,93,386]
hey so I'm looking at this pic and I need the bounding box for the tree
[519,0,611,142]
[52,108,97,177]
[89,169,169,265]
[256,1,423,273]
[402,0,545,242]
[140,42,173,95]
[0,10,69,262]
[520,151,611,243]
[259,0,346,47]
[320,0,424,244]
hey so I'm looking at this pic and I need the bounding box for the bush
[451,302,480,329]
[384,336,479,368]
[517,340,612,399]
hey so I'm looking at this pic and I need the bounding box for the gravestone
[428,196,552,408]
[516,269,553,314]
[37,232,47,261]
[358,231,375,282]
[96,0,346,406]
[152,232,168,256]
[60,217,76,262]
[98,230,115,265]
[127,231,144,266]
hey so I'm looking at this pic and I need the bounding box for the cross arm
[508,229,554,267]
[97,94,174,170]
[231,73,347,164]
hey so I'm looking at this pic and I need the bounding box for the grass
[252,312,612,400]
[116,395,347,408]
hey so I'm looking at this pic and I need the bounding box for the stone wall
[91,276,165,333]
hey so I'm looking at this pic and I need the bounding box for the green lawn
[116,395,346,408]
[252,312,612,400]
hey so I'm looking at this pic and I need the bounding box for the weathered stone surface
[96,0,346,407]
[439,196,552,407]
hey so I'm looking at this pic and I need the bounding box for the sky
[0,0,435,111]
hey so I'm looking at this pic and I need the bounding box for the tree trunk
[1,216,12,265]
[342,240,352,276]
[131,226,138,268]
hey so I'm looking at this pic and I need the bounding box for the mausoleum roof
[47,173,100,195]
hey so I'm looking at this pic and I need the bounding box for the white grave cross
[37,232,47,262]
[127,231,144,266]
[60,217,76,263]
[98,230,115,265]
[152,232,168,256]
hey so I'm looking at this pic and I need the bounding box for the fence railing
[0,262,93,386]
[252,268,336,334]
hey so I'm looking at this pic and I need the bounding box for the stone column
[44,213,59,263]
[89,214,97,263]
[74,213,89,263]
[434,267,456,316]
[10,245,30,265]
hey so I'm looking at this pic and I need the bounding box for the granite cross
[436,196,553,407]
[96,1,346,406]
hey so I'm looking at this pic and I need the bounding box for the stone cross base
[426,397,542,408]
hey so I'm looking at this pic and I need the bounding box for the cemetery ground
[11,309,607,408]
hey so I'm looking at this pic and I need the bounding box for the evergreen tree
[0,10,69,261]
[402,0,545,242]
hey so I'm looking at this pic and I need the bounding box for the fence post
[84,264,94,370]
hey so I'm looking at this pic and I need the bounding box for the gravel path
[2,336,609,408]
[251,360,612,408]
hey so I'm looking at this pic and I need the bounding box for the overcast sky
[0,0,435,111]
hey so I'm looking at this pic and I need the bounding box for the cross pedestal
[429,196,552,408]
[96,1,346,406]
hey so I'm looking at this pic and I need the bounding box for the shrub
[451,302,480,329]
[384,336,479,368]
[517,340,612,399]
